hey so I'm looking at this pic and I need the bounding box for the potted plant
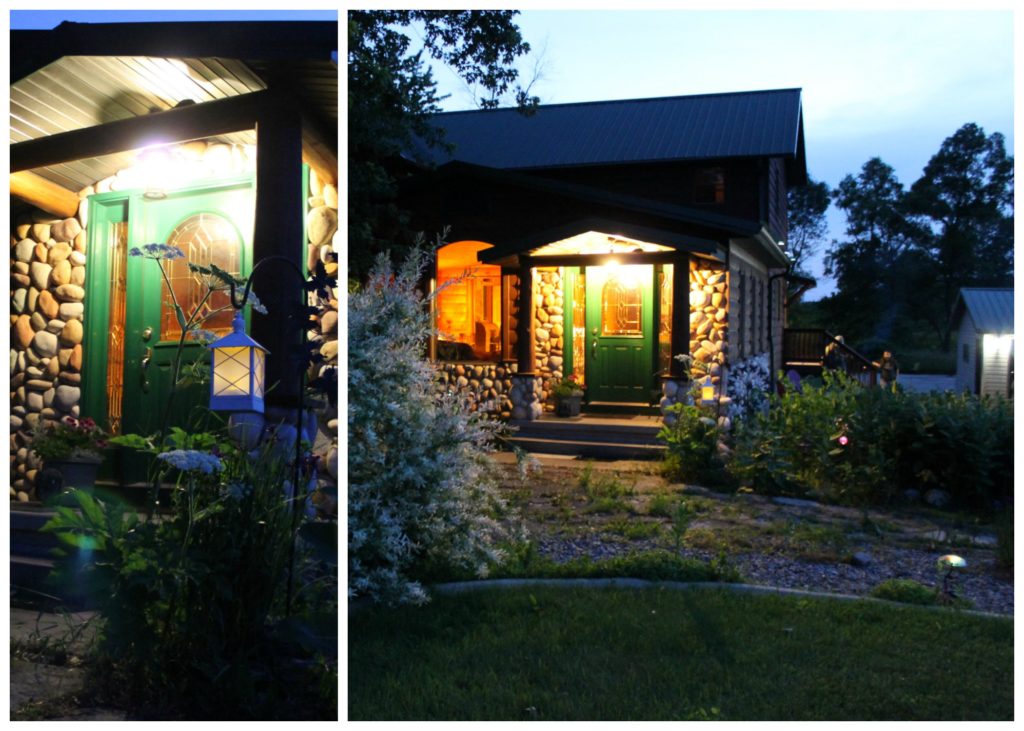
[31,416,109,495]
[552,374,585,417]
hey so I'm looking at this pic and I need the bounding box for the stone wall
[304,168,340,514]
[435,361,517,418]
[688,258,729,389]
[10,201,89,502]
[532,266,565,408]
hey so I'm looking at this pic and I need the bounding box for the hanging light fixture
[208,311,268,414]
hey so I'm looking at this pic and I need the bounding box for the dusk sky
[428,9,1015,300]
[7,8,1014,301]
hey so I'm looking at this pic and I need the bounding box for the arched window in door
[161,213,242,341]
[601,267,644,336]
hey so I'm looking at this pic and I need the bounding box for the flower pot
[555,393,582,417]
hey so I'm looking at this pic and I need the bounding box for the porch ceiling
[10,54,336,193]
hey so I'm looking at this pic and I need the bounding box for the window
[435,241,502,361]
[695,167,725,204]
[601,267,644,336]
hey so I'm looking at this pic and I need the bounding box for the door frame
[576,262,659,404]
[81,174,256,441]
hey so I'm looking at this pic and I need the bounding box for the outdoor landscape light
[700,375,715,404]
[937,554,967,598]
[208,311,268,414]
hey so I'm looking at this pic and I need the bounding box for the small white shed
[951,288,1014,398]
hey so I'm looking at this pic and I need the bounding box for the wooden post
[252,92,305,407]
[516,259,535,374]
[670,254,690,378]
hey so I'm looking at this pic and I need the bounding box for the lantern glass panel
[213,346,252,397]
[253,348,265,399]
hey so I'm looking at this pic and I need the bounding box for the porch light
[208,311,268,414]
[700,375,715,404]
[138,145,173,199]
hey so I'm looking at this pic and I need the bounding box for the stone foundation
[532,266,565,409]
[435,361,517,418]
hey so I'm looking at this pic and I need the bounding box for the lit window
[435,241,502,362]
[601,267,644,336]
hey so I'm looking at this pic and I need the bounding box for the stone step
[510,417,663,443]
[507,436,665,460]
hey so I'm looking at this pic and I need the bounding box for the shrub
[659,400,728,487]
[348,245,511,605]
[731,371,1013,511]
[869,579,938,606]
[41,438,335,719]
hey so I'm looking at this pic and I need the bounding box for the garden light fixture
[937,554,967,598]
[208,311,268,414]
[700,375,715,404]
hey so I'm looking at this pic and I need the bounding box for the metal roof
[955,288,1014,334]
[419,88,805,173]
[9,21,336,193]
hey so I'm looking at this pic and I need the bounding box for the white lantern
[209,311,268,414]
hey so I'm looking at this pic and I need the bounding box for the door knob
[591,339,598,358]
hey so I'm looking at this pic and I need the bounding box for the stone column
[510,373,543,421]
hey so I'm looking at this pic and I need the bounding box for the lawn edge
[349,578,1011,619]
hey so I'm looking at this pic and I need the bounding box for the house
[9,20,338,502]
[951,288,1014,398]
[400,88,807,421]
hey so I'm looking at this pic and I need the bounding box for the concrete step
[507,416,666,459]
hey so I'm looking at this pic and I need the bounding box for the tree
[785,177,831,277]
[348,11,537,280]
[824,158,924,346]
[905,123,1014,349]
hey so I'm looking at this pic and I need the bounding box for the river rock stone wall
[533,267,565,409]
[689,258,729,391]
[510,372,544,420]
[435,361,517,418]
[305,167,340,516]
[10,198,89,502]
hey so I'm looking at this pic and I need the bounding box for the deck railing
[782,329,878,387]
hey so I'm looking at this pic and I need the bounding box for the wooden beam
[9,171,79,218]
[10,91,270,172]
[301,112,337,186]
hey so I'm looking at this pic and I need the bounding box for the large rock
[12,288,27,314]
[60,319,83,346]
[322,183,338,209]
[77,199,89,229]
[29,311,47,332]
[54,385,80,412]
[27,287,40,314]
[71,266,85,286]
[11,273,31,288]
[52,217,82,243]
[32,330,59,357]
[70,251,87,266]
[30,223,51,243]
[47,241,72,264]
[70,344,83,371]
[14,239,35,262]
[37,290,59,319]
[58,302,84,320]
[51,260,72,286]
[14,315,34,348]
[320,340,338,361]
[55,284,85,302]
[29,262,52,290]
[306,206,338,247]
[320,310,337,335]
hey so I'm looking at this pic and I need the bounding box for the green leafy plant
[658,400,727,486]
[30,416,109,461]
[670,500,693,550]
[41,436,336,720]
[551,373,584,398]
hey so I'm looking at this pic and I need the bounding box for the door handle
[591,339,598,359]
[140,347,152,393]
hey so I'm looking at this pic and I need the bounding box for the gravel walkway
[535,535,1013,616]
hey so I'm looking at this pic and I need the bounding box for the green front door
[83,179,254,483]
[583,264,656,403]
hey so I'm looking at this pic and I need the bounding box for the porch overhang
[479,217,725,268]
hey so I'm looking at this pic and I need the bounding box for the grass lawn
[349,586,1013,721]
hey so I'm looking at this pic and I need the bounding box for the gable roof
[418,88,806,182]
[953,288,1014,334]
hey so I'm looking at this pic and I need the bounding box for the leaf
[174,304,188,332]
[108,433,154,451]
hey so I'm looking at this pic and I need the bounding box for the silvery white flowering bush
[726,353,771,426]
[349,245,509,605]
